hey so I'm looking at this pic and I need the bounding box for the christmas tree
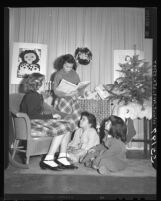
[104,52,152,106]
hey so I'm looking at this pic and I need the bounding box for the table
[131,118,152,158]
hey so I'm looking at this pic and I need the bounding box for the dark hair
[100,115,127,143]
[99,118,109,143]
[54,54,77,71]
[19,50,40,64]
[80,111,97,129]
[74,47,92,65]
[23,73,45,92]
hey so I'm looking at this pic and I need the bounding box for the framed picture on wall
[11,42,47,84]
[113,50,144,82]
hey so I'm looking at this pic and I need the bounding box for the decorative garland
[74,47,92,65]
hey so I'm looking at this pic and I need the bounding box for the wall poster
[11,42,47,84]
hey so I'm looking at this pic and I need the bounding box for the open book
[57,79,90,94]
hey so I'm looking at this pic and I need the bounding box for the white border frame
[11,42,47,84]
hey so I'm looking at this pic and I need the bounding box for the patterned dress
[67,127,100,163]
[20,91,75,137]
[53,69,82,132]
[54,97,81,132]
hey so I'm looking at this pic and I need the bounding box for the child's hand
[79,155,85,163]
[68,146,77,152]
[92,156,102,169]
[88,148,95,153]
[100,150,105,155]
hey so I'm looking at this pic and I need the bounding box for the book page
[56,79,77,93]
[77,81,90,89]
[57,79,90,94]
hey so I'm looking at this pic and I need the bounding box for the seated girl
[81,115,128,175]
[67,111,100,163]
[20,72,78,171]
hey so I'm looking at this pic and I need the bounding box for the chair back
[9,93,25,113]
[9,93,28,140]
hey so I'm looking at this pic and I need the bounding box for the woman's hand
[52,113,61,120]
[67,90,79,99]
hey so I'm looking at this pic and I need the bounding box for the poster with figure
[11,42,47,84]
[113,50,144,82]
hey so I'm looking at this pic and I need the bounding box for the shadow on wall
[18,76,28,93]
[50,55,65,106]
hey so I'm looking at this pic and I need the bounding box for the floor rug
[6,156,156,177]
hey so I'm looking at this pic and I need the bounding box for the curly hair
[23,73,45,92]
[100,115,127,143]
[80,111,97,129]
[19,50,40,64]
[54,54,77,71]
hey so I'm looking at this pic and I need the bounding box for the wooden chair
[9,93,53,168]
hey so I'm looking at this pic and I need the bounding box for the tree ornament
[74,47,92,65]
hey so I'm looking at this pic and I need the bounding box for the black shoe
[55,157,78,169]
[39,157,63,171]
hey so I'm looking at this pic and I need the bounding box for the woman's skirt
[54,97,81,131]
[30,119,71,137]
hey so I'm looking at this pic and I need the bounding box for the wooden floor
[4,150,156,200]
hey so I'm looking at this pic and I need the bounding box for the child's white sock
[66,153,70,158]
[59,153,66,158]
[44,154,58,167]
[45,154,54,161]
[58,152,70,165]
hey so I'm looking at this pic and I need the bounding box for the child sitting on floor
[80,115,128,175]
[67,111,100,163]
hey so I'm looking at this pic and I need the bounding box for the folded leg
[98,157,127,174]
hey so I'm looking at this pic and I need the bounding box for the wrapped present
[95,84,109,100]
[83,90,100,100]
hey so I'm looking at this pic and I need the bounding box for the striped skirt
[30,119,71,137]
[54,97,81,131]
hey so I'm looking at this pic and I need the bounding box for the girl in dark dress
[20,72,77,170]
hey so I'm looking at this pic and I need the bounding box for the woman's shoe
[39,156,63,171]
[55,157,78,169]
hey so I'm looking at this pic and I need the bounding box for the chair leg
[26,142,31,165]
[144,118,148,158]
[11,139,19,159]
[26,155,30,165]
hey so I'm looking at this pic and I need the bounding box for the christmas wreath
[74,47,92,65]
